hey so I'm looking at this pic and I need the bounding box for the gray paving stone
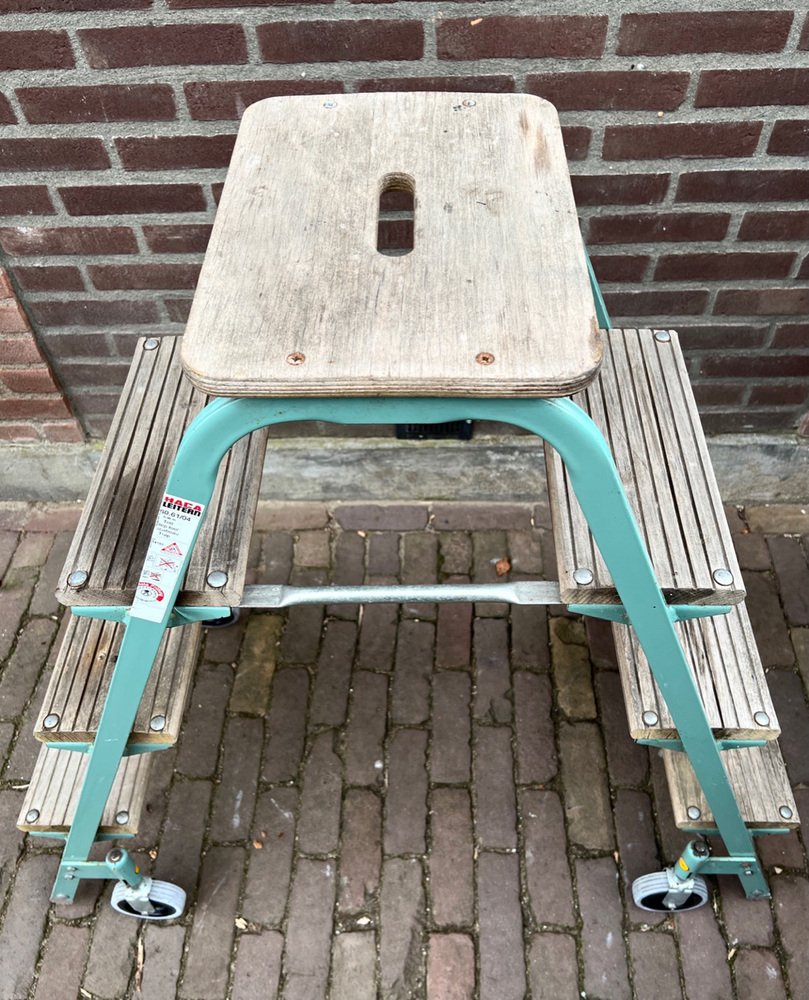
[345,670,389,786]
[30,530,72,617]
[432,504,532,531]
[721,876,775,947]
[357,601,398,673]
[478,852,526,1000]
[0,721,14,772]
[210,716,263,842]
[338,788,382,915]
[768,534,809,626]
[33,922,89,1000]
[744,572,795,667]
[522,790,575,928]
[384,728,428,855]
[527,932,580,1000]
[401,532,438,619]
[0,529,18,580]
[596,670,650,787]
[768,669,809,785]
[0,854,58,1000]
[472,530,510,616]
[262,666,309,782]
[231,931,283,1000]
[176,661,233,778]
[84,889,140,1000]
[585,616,619,669]
[255,502,329,531]
[0,616,57,719]
[335,504,429,531]
[772,874,809,1000]
[202,610,247,663]
[138,924,185,1000]
[429,788,474,928]
[0,789,25,903]
[435,599,472,670]
[628,931,683,1000]
[734,947,788,1000]
[473,618,512,722]
[559,721,614,851]
[438,532,472,576]
[380,858,426,1000]
[508,528,544,574]
[391,620,434,724]
[230,614,283,714]
[328,530,365,619]
[677,900,734,1000]
[279,602,323,665]
[155,779,212,899]
[426,933,475,1000]
[510,603,550,671]
[734,531,771,571]
[550,616,597,719]
[309,619,356,727]
[367,531,400,576]
[613,788,666,925]
[243,788,297,927]
[514,671,556,784]
[331,931,377,1000]
[259,530,294,584]
[0,566,36,663]
[284,859,336,1000]
[473,725,517,849]
[430,670,472,784]
[576,857,631,1000]
[294,528,330,568]
[298,729,342,855]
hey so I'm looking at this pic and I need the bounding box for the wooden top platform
[182,92,601,398]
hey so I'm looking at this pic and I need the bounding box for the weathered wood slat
[34,616,201,746]
[546,328,745,605]
[17,746,151,837]
[56,336,268,608]
[613,604,779,741]
[182,92,601,398]
[664,743,798,830]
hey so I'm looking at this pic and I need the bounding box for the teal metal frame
[48,391,771,903]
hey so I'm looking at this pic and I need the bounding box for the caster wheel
[632,871,709,913]
[202,608,240,629]
[110,879,186,920]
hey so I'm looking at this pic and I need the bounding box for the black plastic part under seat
[395,420,473,441]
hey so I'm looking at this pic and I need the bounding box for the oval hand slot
[377,174,415,256]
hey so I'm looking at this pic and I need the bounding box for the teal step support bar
[50,394,768,902]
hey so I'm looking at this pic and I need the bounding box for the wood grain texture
[56,336,268,608]
[34,616,201,746]
[182,92,601,398]
[17,745,151,837]
[664,743,798,830]
[547,328,745,605]
[613,603,778,740]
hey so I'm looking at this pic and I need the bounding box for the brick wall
[0,2,807,438]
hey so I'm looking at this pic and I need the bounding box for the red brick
[773,323,809,348]
[27,298,160,326]
[79,24,247,68]
[618,11,793,54]
[116,133,236,169]
[0,299,30,334]
[750,383,808,405]
[11,265,85,292]
[0,366,59,394]
[528,70,688,111]
[0,186,54,216]
[437,15,607,60]
[603,121,761,160]
[802,13,809,49]
[212,181,224,203]
[571,173,669,205]
[0,397,72,419]
[358,75,515,93]
[700,353,809,377]
[589,254,649,283]
[654,252,795,281]
[0,225,137,256]
[739,210,809,241]
[0,138,109,171]
[170,0,331,4]
[677,170,809,202]
[799,256,809,279]
[185,79,343,119]
[258,19,423,62]
[57,361,133,387]
[165,298,192,322]
[604,289,708,316]
[588,211,730,244]
[142,224,212,253]
[696,69,809,107]
[677,324,769,350]
[60,183,206,215]
[0,31,74,69]
[714,289,809,316]
[40,421,84,443]
[768,120,809,155]
[1,0,150,8]
[17,84,175,125]
[561,126,590,160]
[0,94,15,124]
[692,382,746,406]
[0,332,42,363]
[89,263,200,290]
[0,421,38,441]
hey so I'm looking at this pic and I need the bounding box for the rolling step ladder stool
[17,92,798,920]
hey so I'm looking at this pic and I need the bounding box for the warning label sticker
[130,492,205,623]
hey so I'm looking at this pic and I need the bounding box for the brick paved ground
[0,498,807,1000]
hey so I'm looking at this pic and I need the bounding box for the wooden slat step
[614,603,778,741]
[56,335,268,609]
[17,745,151,837]
[664,742,799,831]
[34,616,201,746]
[546,328,744,606]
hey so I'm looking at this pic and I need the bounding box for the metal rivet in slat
[779,805,794,820]
[653,329,672,343]
[43,713,60,730]
[642,710,659,727]
[115,810,130,825]
[150,715,166,732]
[712,567,734,586]
[25,809,40,823]
[754,711,770,727]
[143,338,159,351]
[323,101,337,109]
[206,570,228,588]
[686,806,701,820]
[66,569,89,590]
[573,567,594,586]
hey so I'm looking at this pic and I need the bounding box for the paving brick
[628,931,683,1000]
[279,602,323,665]
[576,857,630,1000]
[401,532,438,619]
[720,876,775,947]
[438,532,472,575]
[678,901,734,1000]
[0,530,17,579]
[478,853,526,1000]
[511,604,550,671]
[473,725,517,849]
[242,787,297,927]
[182,846,243,999]
[613,789,665,924]
[391,620,433,724]
[429,788,474,927]
[560,721,614,851]
[0,616,56,718]
[649,751,684,863]
[432,503,532,531]
[473,618,512,723]
[380,858,426,999]
[231,931,283,1000]
[32,923,89,1000]
[435,599,472,669]
[230,614,282,714]
[768,535,809,626]
[430,671,471,784]
[334,504,429,531]
[0,566,36,662]
[746,506,809,535]
[472,530,510,616]
[757,826,806,868]
[262,667,309,782]
[138,924,185,1000]
[133,744,174,848]
[310,620,356,726]
[260,530,293,584]
[84,892,140,999]
[254,501,329,531]
[366,532,400,576]
[767,670,809,785]
[551,616,596,719]
[772,874,809,999]
[385,728,428,855]
[294,528,330,569]
[0,722,14,773]
[0,855,56,997]
[298,730,342,855]
[345,670,388,786]
[338,788,382,915]
[596,671,650,787]
[329,530,365,619]
[154,779,212,904]
[331,932,376,1000]
[203,608,247,663]
[743,573,794,667]
[734,532,772,571]
[794,627,809,691]
[734,948,788,1000]
[527,933,580,1000]
[210,716,262,842]
[357,601,398,672]
[176,661,232,777]
[285,859,337,1000]
[522,789,575,927]
[427,933,474,1000]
